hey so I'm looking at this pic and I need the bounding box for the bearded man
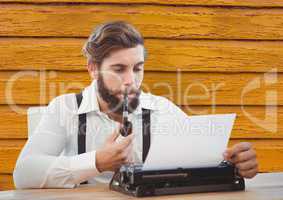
[13,21,258,189]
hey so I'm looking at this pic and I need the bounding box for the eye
[134,67,143,72]
[113,68,124,73]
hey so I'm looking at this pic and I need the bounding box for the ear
[87,61,98,79]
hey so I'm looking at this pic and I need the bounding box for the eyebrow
[110,61,144,68]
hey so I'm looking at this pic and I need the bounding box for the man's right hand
[95,127,134,172]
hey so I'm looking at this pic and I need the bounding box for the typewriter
[110,90,244,197]
[109,161,245,197]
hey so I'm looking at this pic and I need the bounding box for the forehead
[103,45,144,66]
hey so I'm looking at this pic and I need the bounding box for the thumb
[223,148,234,161]
[223,142,251,161]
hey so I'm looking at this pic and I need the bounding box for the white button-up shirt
[13,80,188,189]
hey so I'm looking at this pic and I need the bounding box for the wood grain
[0,105,282,139]
[0,174,14,191]
[2,0,283,7]
[0,147,21,174]
[2,4,283,39]
[0,106,27,139]
[1,71,280,105]
[1,38,283,72]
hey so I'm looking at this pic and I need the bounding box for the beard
[97,74,141,115]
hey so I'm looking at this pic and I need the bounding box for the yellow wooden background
[1,0,283,190]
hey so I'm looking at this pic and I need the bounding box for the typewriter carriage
[109,161,245,197]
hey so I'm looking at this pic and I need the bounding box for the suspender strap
[142,108,151,163]
[75,92,88,184]
[76,93,87,155]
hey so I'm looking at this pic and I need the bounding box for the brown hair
[83,21,146,66]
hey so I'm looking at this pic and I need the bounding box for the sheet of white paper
[142,113,236,171]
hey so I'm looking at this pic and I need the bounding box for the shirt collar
[77,80,157,115]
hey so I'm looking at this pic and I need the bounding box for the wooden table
[0,173,282,200]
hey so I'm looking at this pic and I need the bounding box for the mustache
[111,88,140,96]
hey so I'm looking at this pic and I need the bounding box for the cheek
[109,74,123,83]
[135,72,144,87]
[104,75,123,91]
[102,71,124,86]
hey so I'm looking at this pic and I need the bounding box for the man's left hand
[223,142,258,178]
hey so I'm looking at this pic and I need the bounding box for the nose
[123,70,135,87]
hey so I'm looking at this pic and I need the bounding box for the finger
[129,157,134,163]
[112,164,121,172]
[117,145,134,162]
[117,134,134,149]
[233,149,256,164]
[106,126,121,143]
[126,155,134,164]
[236,158,258,171]
[124,142,133,153]
[238,167,258,179]
[117,151,130,163]
[223,142,252,161]
[125,147,134,162]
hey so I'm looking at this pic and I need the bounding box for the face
[90,45,145,115]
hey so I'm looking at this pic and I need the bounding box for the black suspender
[76,93,87,155]
[75,93,88,184]
[76,92,151,183]
[142,108,151,163]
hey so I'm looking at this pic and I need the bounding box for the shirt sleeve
[13,95,101,189]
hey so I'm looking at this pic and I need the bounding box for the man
[13,21,258,189]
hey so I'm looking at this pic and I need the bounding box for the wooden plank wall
[1,0,283,190]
